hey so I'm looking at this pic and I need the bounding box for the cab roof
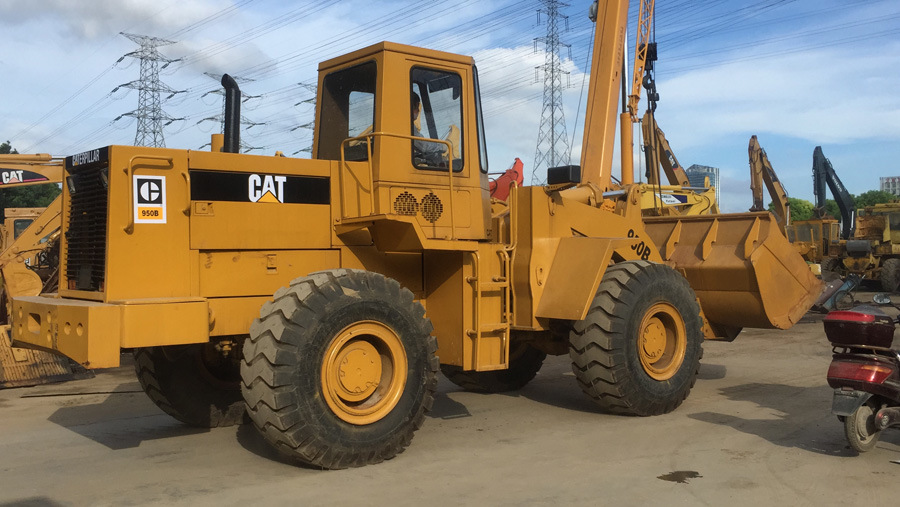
[318,41,474,72]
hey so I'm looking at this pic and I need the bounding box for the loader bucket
[642,212,823,338]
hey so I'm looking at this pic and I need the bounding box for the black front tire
[881,258,900,292]
[134,343,246,428]
[569,261,703,416]
[242,269,438,469]
[440,340,546,393]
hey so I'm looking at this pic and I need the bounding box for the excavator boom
[748,135,790,235]
[813,146,854,239]
[641,111,689,187]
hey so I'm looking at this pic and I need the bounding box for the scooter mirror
[873,293,892,305]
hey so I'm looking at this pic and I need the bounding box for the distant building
[685,164,721,205]
[880,176,900,197]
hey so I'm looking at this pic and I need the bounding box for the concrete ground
[2,299,900,506]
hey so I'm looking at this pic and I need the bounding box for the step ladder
[466,248,512,371]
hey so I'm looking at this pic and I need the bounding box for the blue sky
[1,0,898,212]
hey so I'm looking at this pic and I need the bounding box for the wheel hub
[335,341,381,401]
[641,317,666,360]
[637,303,687,381]
[321,320,408,426]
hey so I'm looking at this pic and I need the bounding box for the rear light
[828,361,894,383]
[825,311,876,323]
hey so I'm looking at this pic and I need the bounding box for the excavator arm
[748,135,790,235]
[813,146,854,239]
[641,111,689,187]
[0,154,63,188]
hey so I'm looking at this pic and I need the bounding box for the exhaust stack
[222,73,240,154]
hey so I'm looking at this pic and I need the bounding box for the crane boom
[580,0,629,191]
[627,0,656,121]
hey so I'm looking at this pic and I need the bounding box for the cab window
[13,219,33,239]
[317,61,376,161]
[410,68,463,172]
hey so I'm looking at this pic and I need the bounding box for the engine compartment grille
[65,166,109,291]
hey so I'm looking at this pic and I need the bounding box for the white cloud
[657,46,900,148]
[0,0,230,40]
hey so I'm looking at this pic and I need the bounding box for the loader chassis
[11,8,820,469]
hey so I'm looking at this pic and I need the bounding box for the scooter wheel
[844,402,882,452]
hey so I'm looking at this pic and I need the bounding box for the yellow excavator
[748,135,790,235]
[9,0,819,468]
[0,154,79,388]
[620,0,717,216]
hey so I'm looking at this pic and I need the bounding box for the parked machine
[0,154,77,388]
[851,202,900,291]
[9,0,820,468]
[825,298,900,451]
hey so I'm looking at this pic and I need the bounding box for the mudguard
[831,389,872,417]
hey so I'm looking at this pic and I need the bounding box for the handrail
[124,155,174,234]
[338,131,457,239]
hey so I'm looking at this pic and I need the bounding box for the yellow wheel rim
[321,320,408,425]
[637,303,687,381]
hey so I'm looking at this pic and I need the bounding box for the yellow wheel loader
[10,0,820,468]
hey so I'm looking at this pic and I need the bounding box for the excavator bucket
[643,212,823,339]
[0,332,86,388]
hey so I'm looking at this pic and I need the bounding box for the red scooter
[825,298,900,452]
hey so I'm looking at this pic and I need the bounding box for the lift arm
[812,146,854,239]
[748,135,790,235]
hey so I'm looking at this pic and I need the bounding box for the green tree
[770,197,814,221]
[0,140,17,155]
[0,142,62,209]
[823,199,842,220]
[853,190,895,208]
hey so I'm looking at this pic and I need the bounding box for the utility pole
[116,33,182,148]
[532,0,572,185]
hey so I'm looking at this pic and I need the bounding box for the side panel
[536,237,617,321]
[105,147,193,301]
[199,250,341,297]
[188,152,333,251]
[423,250,467,367]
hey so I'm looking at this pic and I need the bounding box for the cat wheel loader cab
[10,0,821,469]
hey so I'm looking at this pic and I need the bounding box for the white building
[880,176,900,197]
[685,164,720,205]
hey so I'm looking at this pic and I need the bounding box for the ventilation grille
[393,191,418,216]
[420,192,443,223]
[65,166,109,292]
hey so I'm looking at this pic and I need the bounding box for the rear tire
[134,343,246,428]
[844,400,882,452]
[242,269,438,469]
[880,258,900,292]
[569,261,703,416]
[440,340,546,393]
